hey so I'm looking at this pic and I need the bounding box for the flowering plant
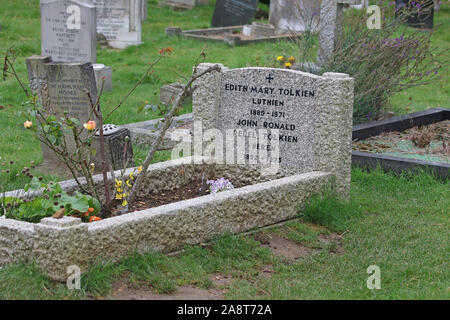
[207,178,234,194]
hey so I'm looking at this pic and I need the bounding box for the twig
[127,63,222,205]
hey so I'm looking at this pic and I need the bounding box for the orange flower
[24,120,33,129]
[88,207,95,213]
[89,216,101,222]
[83,120,96,131]
[83,212,89,217]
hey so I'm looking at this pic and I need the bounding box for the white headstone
[40,0,97,63]
[80,0,142,49]
[269,0,321,32]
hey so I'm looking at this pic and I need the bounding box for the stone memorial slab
[192,63,354,198]
[141,0,148,20]
[269,0,321,32]
[80,0,142,49]
[218,68,317,171]
[211,0,259,27]
[41,0,97,63]
[26,56,98,168]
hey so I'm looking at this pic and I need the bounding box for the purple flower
[207,178,234,194]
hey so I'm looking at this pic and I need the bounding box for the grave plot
[165,0,303,46]
[0,64,353,281]
[166,24,302,47]
[352,108,450,179]
[159,0,209,10]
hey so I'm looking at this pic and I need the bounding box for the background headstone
[80,0,142,49]
[317,0,359,66]
[211,0,259,27]
[141,0,148,20]
[41,0,97,63]
[269,0,321,32]
[396,0,434,29]
[26,56,98,168]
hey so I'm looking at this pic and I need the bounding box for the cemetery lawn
[0,1,448,300]
[0,167,448,300]
[0,1,449,189]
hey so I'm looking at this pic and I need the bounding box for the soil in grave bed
[110,178,250,216]
[353,120,449,163]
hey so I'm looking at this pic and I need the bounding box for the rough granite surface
[192,63,354,198]
[0,157,331,281]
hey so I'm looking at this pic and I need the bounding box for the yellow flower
[285,62,292,68]
[24,120,33,129]
[276,56,284,61]
[115,193,123,200]
[137,166,143,174]
[83,120,96,131]
[115,179,122,187]
[122,200,128,207]
[129,173,134,180]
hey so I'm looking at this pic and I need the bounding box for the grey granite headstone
[269,0,321,32]
[192,63,354,198]
[26,56,98,168]
[317,0,359,66]
[41,0,97,63]
[141,0,148,20]
[79,0,142,49]
[211,0,259,27]
[218,68,317,171]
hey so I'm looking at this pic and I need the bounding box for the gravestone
[79,0,142,49]
[269,0,321,32]
[242,22,276,37]
[26,56,98,169]
[26,56,130,171]
[40,0,113,91]
[396,0,434,29]
[211,0,259,27]
[192,63,354,197]
[141,0,148,20]
[40,0,97,63]
[318,0,359,66]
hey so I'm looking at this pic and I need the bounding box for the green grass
[1,1,448,191]
[0,1,449,300]
[0,168,448,299]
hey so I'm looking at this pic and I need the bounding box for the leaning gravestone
[26,56,130,172]
[26,57,98,169]
[211,0,259,27]
[79,0,142,49]
[269,0,321,32]
[192,63,354,198]
[41,0,97,63]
